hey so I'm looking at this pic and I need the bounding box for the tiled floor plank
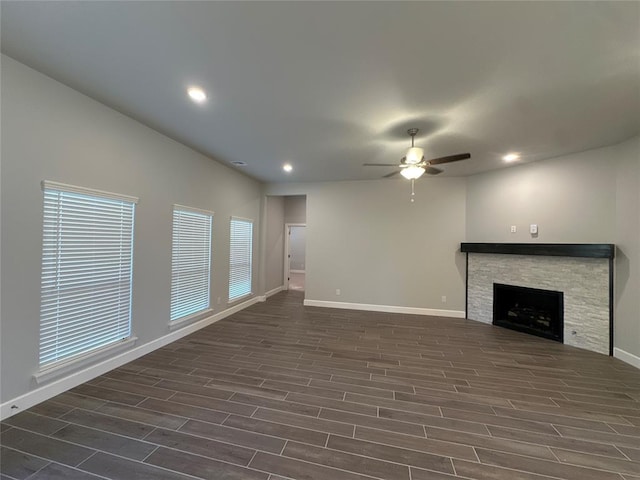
[476,448,624,480]
[96,401,190,429]
[0,446,49,480]
[27,463,106,480]
[146,447,268,480]
[79,451,194,479]
[355,426,478,461]
[179,419,286,454]
[223,414,329,446]
[1,428,95,467]
[253,408,355,436]
[144,428,256,466]
[327,435,455,474]
[2,412,68,436]
[282,441,410,479]
[52,424,157,461]
[249,451,376,480]
[451,459,561,480]
[59,409,155,439]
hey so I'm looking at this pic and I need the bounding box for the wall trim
[303,299,465,318]
[614,347,640,370]
[265,286,284,298]
[0,296,261,420]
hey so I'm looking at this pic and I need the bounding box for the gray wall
[465,147,616,242]
[268,179,467,311]
[466,137,640,360]
[265,196,285,292]
[614,137,640,360]
[284,195,307,224]
[1,56,263,403]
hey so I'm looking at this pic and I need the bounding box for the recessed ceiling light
[283,164,293,173]
[503,153,520,162]
[187,86,207,103]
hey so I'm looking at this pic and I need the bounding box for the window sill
[228,293,253,305]
[34,336,138,384]
[169,309,214,331]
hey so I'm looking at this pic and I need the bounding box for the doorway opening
[285,224,306,291]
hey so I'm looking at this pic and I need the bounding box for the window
[229,217,253,301]
[171,206,213,322]
[40,181,137,367]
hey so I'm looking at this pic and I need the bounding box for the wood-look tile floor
[2,291,640,479]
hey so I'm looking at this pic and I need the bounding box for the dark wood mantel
[460,243,615,259]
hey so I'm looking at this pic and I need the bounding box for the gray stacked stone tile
[467,253,610,355]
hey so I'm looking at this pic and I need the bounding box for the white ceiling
[2,1,639,183]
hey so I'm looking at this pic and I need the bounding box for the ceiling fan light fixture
[400,165,425,180]
[405,147,424,165]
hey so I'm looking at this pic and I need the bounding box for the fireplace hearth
[493,283,563,343]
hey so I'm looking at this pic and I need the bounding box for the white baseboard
[303,299,465,318]
[0,296,261,420]
[265,285,284,298]
[614,347,640,370]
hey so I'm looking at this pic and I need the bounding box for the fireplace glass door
[493,283,564,342]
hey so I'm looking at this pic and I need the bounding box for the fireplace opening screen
[493,283,564,342]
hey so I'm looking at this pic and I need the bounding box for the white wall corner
[614,347,640,370]
[0,296,261,420]
[302,299,465,318]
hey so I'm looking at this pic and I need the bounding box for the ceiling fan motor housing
[405,147,424,165]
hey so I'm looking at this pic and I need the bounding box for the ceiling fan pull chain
[410,179,415,203]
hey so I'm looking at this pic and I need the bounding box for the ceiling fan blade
[383,171,400,178]
[363,163,401,167]
[425,166,443,175]
[427,153,471,165]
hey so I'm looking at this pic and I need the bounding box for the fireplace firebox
[493,283,564,343]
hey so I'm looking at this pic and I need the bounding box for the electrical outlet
[510,225,517,233]
[335,288,341,296]
[441,295,447,303]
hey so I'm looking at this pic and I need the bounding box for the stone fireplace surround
[460,243,614,356]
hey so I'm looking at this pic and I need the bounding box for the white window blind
[229,217,253,301]
[40,181,137,368]
[171,206,213,321]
